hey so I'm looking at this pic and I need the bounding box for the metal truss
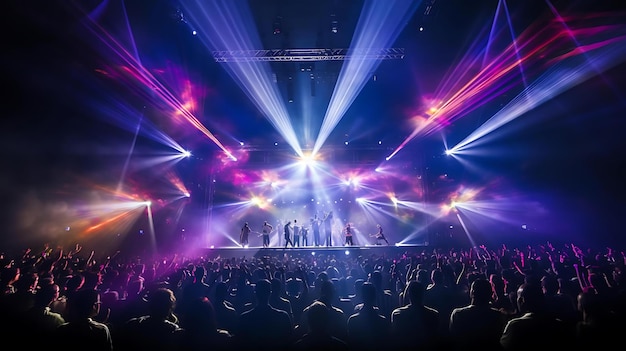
[211,48,405,62]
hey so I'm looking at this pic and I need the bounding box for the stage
[193,244,429,260]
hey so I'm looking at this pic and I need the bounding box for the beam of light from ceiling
[76,3,234,159]
[545,1,626,100]
[313,0,421,156]
[483,0,503,68]
[455,212,477,249]
[388,8,626,160]
[180,1,302,156]
[449,33,626,154]
[501,0,528,90]
[146,204,158,256]
[117,110,143,194]
[453,197,548,228]
[82,202,149,235]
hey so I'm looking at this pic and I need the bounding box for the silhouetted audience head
[181,297,217,332]
[147,287,176,320]
[307,301,330,333]
[406,280,425,305]
[361,282,377,306]
[516,282,545,313]
[67,289,100,321]
[255,279,272,303]
[470,278,493,305]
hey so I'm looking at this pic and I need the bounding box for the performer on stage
[301,224,309,247]
[293,219,301,247]
[284,221,294,248]
[323,211,333,247]
[261,221,273,248]
[344,222,354,246]
[240,222,251,247]
[311,215,321,247]
[370,224,389,245]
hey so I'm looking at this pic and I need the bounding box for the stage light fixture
[273,16,282,35]
[330,14,338,33]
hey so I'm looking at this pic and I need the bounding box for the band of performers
[238,210,392,248]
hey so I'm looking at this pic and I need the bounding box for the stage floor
[193,244,428,259]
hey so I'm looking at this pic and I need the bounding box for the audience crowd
[1,241,625,350]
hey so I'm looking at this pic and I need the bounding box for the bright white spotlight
[184,192,191,198]
[298,153,316,167]
[239,141,244,146]
[356,197,365,203]
[344,250,350,255]
[311,251,316,256]
[182,150,192,158]
[445,149,453,156]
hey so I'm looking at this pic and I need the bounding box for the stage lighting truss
[211,48,405,62]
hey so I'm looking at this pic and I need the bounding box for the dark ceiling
[2,0,626,249]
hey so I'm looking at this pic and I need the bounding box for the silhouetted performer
[293,219,301,247]
[301,225,309,246]
[261,221,273,248]
[371,224,389,245]
[240,222,251,247]
[323,211,333,246]
[312,215,321,247]
[344,223,354,246]
[284,221,294,247]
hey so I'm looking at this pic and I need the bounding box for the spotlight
[272,16,282,35]
[182,150,192,158]
[330,14,338,33]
